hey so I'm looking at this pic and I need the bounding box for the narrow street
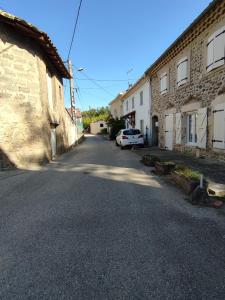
[0,135,225,299]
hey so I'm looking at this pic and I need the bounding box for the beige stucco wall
[150,13,225,160]
[0,23,75,168]
[109,98,123,119]
[90,121,107,135]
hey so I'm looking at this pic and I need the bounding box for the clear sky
[1,0,212,111]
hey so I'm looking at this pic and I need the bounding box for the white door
[165,114,174,150]
[51,128,57,159]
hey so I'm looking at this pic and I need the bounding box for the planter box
[171,171,199,194]
[155,161,175,175]
[142,155,160,167]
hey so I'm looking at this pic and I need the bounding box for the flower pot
[171,171,199,194]
[155,161,175,175]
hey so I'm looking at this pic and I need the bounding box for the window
[123,129,141,135]
[126,100,128,111]
[187,112,198,145]
[132,97,134,109]
[100,123,104,128]
[207,26,225,72]
[160,72,168,94]
[177,57,188,86]
[46,71,53,109]
[140,120,144,134]
[140,91,143,105]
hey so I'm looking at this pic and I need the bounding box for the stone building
[0,10,77,169]
[145,0,225,159]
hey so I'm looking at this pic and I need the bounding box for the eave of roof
[0,10,71,79]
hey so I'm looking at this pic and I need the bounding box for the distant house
[90,120,107,135]
[0,10,77,168]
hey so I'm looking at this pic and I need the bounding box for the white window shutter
[177,57,188,86]
[213,103,225,149]
[176,113,182,144]
[214,26,225,69]
[197,107,207,149]
[207,34,214,72]
[160,73,167,94]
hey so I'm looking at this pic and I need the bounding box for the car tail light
[122,135,128,139]
[138,134,143,138]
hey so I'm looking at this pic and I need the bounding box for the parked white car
[116,129,144,149]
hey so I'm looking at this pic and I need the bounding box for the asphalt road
[0,135,225,299]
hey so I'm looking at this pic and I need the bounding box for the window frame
[160,72,168,95]
[186,111,198,146]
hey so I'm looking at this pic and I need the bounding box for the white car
[116,129,144,149]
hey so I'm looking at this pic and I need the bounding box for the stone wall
[150,13,225,159]
[0,23,74,169]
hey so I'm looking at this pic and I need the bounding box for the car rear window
[123,129,141,135]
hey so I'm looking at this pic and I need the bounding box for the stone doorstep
[207,182,225,197]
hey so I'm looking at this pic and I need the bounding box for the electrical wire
[74,78,137,82]
[67,0,83,60]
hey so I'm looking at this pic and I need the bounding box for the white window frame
[186,111,198,146]
[177,57,188,87]
[206,25,225,72]
[160,72,168,94]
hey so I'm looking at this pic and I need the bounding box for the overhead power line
[77,70,115,97]
[74,78,137,82]
[67,0,83,60]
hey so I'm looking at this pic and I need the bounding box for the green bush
[107,118,125,140]
[175,165,202,182]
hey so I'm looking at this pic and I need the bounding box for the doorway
[152,116,159,146]
[51,128,57,159]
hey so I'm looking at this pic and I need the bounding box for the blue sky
[1,0,211,111]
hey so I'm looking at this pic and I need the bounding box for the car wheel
[121,145,125,150]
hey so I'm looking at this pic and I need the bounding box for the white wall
[122,80,152,143]
[90,120,107,135]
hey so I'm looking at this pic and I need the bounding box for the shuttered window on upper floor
[177,57,188,86]
[160,72,168,94]
[207,26,225,72]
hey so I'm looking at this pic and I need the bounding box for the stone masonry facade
[0,22,74,169]
[149,1,225,160]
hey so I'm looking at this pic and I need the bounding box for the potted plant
[171,165,203,194]
[142,155,160,167]
[154,161,176,175]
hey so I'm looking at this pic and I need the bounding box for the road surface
[0,135,225,299]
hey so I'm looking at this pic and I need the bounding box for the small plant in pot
[142,155,160,167]
[171,165,203,194]
[154,161,176,175]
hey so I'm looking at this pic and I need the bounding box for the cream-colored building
[109,93,124,119]
[90,120,107,135]
[0,10,77,169]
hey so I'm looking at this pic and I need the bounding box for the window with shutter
[177,57,188,86]
[212,103,225,149]
[207,26,225,72]
[214,26,225,69]
[160,73,168,94]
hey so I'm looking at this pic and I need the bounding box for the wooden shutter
[207,34,214,72]
[214,26,225,69]
[160,73,167,94]
[213,103,225,149]
[177,57,188,86]
[175,113,182,144]
[197,107,207,149]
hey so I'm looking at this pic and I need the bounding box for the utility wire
[67,0,83,60]
[74,78,137,82]
[77,70,115,97]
